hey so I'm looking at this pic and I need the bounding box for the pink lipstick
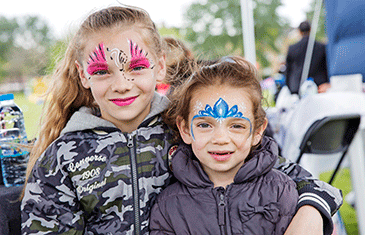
[111,96,137,106]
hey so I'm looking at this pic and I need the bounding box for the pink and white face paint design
[129,39,155,74]
[86,40,154,81]
[86,43,108,79]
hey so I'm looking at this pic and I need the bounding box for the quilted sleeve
[149,199,175,235]
[274,156,343,235]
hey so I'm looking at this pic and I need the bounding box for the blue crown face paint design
[191,98,252,140]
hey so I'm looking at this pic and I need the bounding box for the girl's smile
[110,96,138,107]
[208,150,234,161]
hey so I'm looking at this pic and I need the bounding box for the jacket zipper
[218,189,227,235]
[127,134,140,235]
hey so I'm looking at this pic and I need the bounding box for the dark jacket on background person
[149,137,298,234]
[285,35,329,94]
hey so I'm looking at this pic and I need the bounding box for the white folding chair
[281,92,365,178]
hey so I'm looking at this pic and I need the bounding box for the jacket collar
[171,136,278,188]
[61,92,170,135]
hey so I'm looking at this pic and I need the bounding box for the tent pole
[300,0,323,85]
[241,0,256,66]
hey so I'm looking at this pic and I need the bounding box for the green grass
[320,168,359,234]
[13,92,43,140]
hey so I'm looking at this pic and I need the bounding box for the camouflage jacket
[21,93,174,235]
[21,93,342,235]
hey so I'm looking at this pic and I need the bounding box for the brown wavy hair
[22,5,165,198]
[163,37,195,94]
[164,56,266,143]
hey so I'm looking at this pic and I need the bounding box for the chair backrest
[281,92,365,162]
[297,114,361,163]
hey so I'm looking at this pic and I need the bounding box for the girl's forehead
[85,29,152,57]
[190,86,252,115]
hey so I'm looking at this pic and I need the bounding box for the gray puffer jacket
[150,137,298,235]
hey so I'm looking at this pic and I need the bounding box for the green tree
[0,15,54,83]
[46,37,69,75]
[0,16,18,79]
[182,0,290,67]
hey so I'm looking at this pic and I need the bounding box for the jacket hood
[171,136,279,188]
[61,92,170,135]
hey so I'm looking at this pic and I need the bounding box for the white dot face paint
[193,100,204,114]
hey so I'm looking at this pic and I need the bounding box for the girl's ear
[176,116,193,144]
[155,54,166,83]
[252,118,268,146]
[75,60,91,89]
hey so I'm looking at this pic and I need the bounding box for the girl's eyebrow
[192,98,252,133]
[128,39,153,69]
[87,62,108,75]
[87,43,107,64]
[129,57,150,69]
[87,43,108,74]
[192,116,209,121]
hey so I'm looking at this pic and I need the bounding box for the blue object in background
[0,94,29,187]
[325,0,365,82]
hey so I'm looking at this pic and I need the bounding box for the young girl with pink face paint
[21,6,169,234]
[20,6,341,235]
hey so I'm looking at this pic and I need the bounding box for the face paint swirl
[107,48,128,70]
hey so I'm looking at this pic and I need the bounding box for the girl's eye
[93,70,108,75]
[129,59,150,72]
[197,123,211,128]
[131,66,145,71]
[87,63,109,76]
[231,124,246,129]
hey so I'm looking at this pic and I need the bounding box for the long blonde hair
[22,6,165,197]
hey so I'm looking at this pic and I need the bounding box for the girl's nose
[111,71,133,92]
[211,126,230,145]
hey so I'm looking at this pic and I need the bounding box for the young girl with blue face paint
[150,56,323,234]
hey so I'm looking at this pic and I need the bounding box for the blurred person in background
[285,21,330,94]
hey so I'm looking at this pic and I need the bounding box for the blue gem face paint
[191,98,252,140]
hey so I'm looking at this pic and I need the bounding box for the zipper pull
[127,134,134,148]
[218,192,225,226]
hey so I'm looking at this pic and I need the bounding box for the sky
[0,0,312,39]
